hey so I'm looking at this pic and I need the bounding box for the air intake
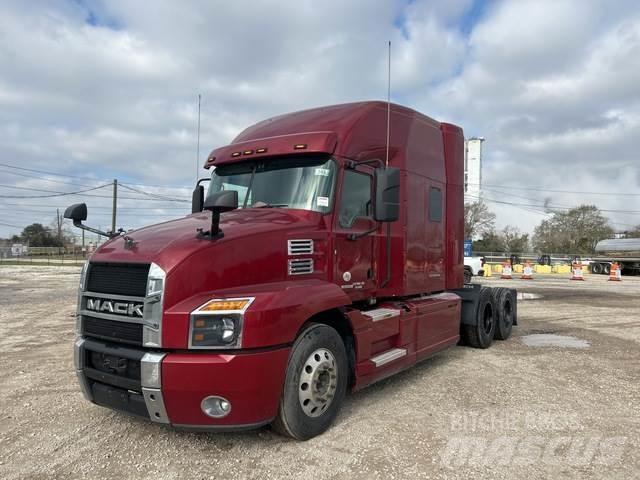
[288,239,314,255]
[288,258,314,275]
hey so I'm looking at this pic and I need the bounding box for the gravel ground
[0,265,638,479]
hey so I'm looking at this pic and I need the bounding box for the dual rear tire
[461,287,515,348]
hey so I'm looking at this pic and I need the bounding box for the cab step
[371,348,407,367]
[362,308,401,322]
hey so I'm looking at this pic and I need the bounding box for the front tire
[272,324,348,440]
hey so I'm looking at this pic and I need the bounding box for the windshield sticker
[315,168,330,177]
[317,196,329,207]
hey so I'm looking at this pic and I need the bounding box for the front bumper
[74,337,290,430]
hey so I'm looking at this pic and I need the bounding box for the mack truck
[66,101,517,440]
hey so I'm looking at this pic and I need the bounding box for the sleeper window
[429,187,442,222]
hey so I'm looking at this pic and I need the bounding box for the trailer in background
[590,238,640,275]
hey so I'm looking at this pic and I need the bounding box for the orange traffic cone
[501,261,513,279]
[609,262,622,281]
[521,261,533,280]
[571,262,585,281]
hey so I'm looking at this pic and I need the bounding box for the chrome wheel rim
[298,348,338,418]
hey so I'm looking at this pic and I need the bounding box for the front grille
[87,262,150,297]
[83,316,143,345]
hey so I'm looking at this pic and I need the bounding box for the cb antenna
[386,40,391,168]
[196,93,201,183]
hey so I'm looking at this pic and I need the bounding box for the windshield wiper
[254,203,288,208]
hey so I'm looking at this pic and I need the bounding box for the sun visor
[204,131,337,168]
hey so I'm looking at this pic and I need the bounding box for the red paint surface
[162,348,290,426]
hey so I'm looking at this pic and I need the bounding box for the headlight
[189,297,254,349]
[143,263,166,348]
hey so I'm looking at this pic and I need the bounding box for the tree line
[465,201,640,254]
[6,213,75,247]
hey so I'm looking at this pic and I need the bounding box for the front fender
[163,279,352,349]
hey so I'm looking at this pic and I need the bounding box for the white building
[464,137,484,203]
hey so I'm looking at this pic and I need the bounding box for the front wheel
[272,324,348,440]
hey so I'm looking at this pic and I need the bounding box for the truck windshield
[208,155,336,213]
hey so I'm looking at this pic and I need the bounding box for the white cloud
[0,0,639,239]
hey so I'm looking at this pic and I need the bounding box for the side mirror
[64,203,114,238]
[63,203,88,224]
[192,185,204,213]
[202,190,238,238]
[204,190,239,212]
[374,167,400,222]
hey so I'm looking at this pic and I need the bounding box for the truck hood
[90,208,323,272]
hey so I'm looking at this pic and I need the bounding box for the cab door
[333,169,376,301]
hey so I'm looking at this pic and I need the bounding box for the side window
[339,171,372,228]
[429,186,442,222]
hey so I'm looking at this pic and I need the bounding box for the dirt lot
[0,265,638,479]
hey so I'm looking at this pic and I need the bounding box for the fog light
[201,396,232,418]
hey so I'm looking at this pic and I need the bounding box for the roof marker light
[243,149,254,155]
[256,148,267,154]
[293,144,307,150]
[231,151,241,157]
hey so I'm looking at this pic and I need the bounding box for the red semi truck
[66,101,516,440]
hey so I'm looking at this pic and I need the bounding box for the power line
[0,221,23,229]
[0,168,96,189]
[0,183,189,202]
[0,183,112,199]
[0,203,186,210]
[467,194,640,215]
[0,162,193,190]
[468,182,640,196]
[119,183,189,203]
[0,207,180,218]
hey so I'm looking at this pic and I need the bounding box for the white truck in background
[464,256,485,283]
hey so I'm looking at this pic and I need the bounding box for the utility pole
[56,208,62,255]
[196,93,201,183]
[111,179,118,234]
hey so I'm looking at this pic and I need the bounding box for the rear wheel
[591,262,603,274]
[464,268,472,284]
[272,324,348,440]
[461,287,495,349]
[492,288,515,340]
[602,263,611,275]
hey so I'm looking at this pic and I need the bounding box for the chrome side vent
[288,239,314,255]
[288,258,314,275]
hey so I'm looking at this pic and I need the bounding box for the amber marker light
[293,144,307,150]
[198,298,253,312]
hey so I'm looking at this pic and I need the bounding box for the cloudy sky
[1,0,639,240]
